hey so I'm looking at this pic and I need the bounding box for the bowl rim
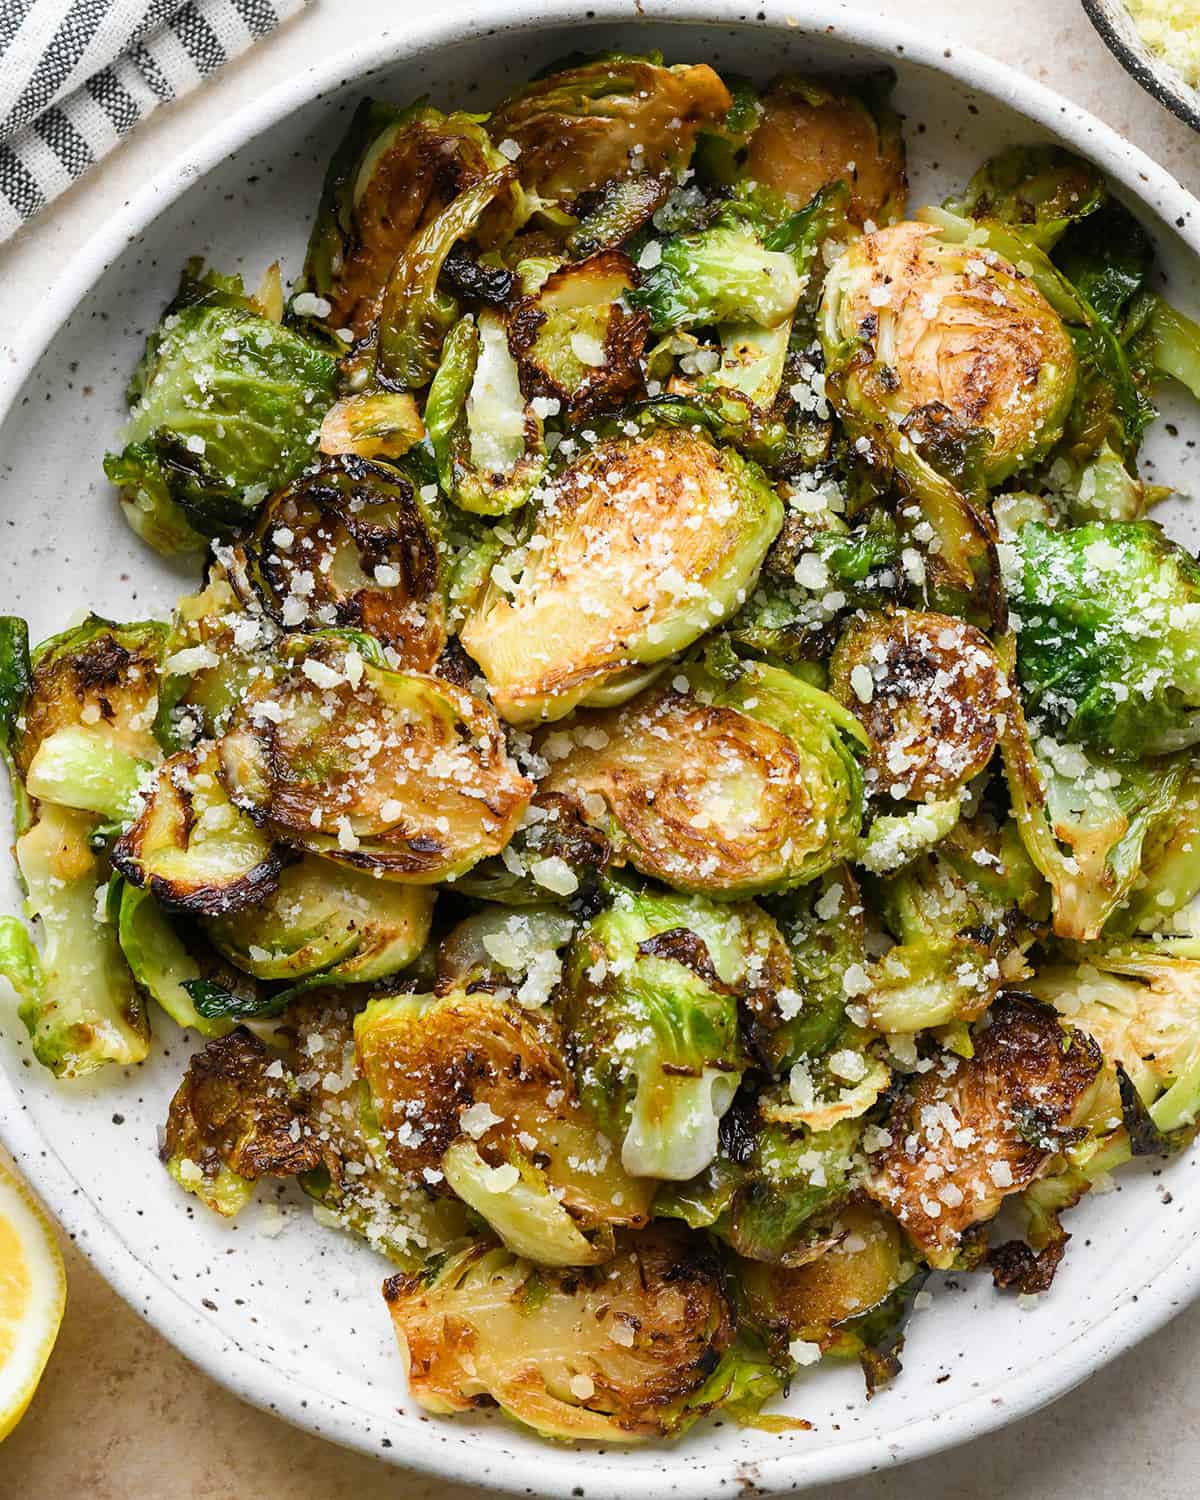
[4,1,1200,1493]
[1081,0,1200,134]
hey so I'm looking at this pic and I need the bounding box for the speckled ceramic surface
[2,3,1200,1495]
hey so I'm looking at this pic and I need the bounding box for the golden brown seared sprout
[112,743,281,916]
[383,1223,733,1440]
[163,1027,324,1216]
[459,428,783,723]
[866,996,1102,1268]
[218,635,531,882]
[488,56,732,206]
[354,988,654,1257]
[318,392,425,463]
[507,251,649,421]
[541,657,865,898]
[829,609,1005,803]
[745,73,907,225]
[820,221,1077,484]
[249,455,446,670]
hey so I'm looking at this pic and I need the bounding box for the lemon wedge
[0,1158,66,1441]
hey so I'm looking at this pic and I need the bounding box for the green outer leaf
[0,616,32,831]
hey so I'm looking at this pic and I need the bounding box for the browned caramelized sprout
[829,609,1004,803]
[488,56,732,206]
[112,743,281,916]
[217,635,531,882]
[745,73,907,225]
[249,456,446,670]
[459,427,783,723]
[162,1027,324,1216]
[383,1223,733,1439]
[318,391,425,462]
[866,996,1102,1268]
[507,251,649,420]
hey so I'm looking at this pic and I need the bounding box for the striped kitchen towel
[0,0,306,242]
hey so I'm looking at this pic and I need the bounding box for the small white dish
[1083,0,1200,134]
[3,3,1200,1495]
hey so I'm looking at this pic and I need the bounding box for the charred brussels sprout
[383,1223,733,1440]
[217,635,531,881]
[487,55,731,207]
[728,1118,864,1263]
[112,743,281,916]
[945,145,1105,250]
[867,996,1102,1267]
[820,221,1077,484]
[425,311,547,516]
[162,1028,324,1216]
[542,656,865,898]
[435,904,577,1001]
[302,99,521,339]
[459,427,783,723]
[249,455,445,669]
[630,219,805,333]
[355,987,652,1261]
[560,889,763,1180]
[115,880,231,1036]
[204,854,433,985]
[452,792,611,907]
[4,804,150,1077]
[507,251,649,420]
[1013,520,1200,757]
[104,265,338,552]
[744,72,906,225]
[830,609,1004,803]
[318,390,425,462]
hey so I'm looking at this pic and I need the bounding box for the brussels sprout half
[945,145,1105,251]
[744,72,906,226]
[459,427,783,723]
[115,880,231,1037]
[487,55,732,207]
[866,995,1102,1268]
[383,1223,733,1440]
[249,455,446,669]
[829,608,1004,804]
[542,657,865,899]
[217,635,531,881]
[820,220,1077,486]
[204,853,433,985]
[354,987,652,1253]
[560,888,768,1180]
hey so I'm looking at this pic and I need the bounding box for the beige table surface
[2,1,1200,1495]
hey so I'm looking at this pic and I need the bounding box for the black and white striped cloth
[0,0,306,241]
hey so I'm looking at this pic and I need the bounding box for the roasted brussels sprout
[820,220,1078,485]
[204,854,433,984]
[425,311,547,516]
[217,634,531,881]
[829,609,1003,803]
[459,427,783,723]
[112,739,280,917]
[507,251,649,420]
[1013,519,1200,758]
[3,803,150,1077]
[728,1118,864,1263]
[744,72,906,226]
[318,391,425,462]
[355,987,652,1260]
[104,264,338,552]
[560,888,763,1180]
[0,615,32,829]
[487,55,731,207]
[866,995,1102,1267]
[162,1027,324,1216]
[383,1223,733,1439]
[249,455,445,668]
[542,656,865,898]
[115,881,231,1036]
[302,99,520,339]
[630,219,805,333]
[945,145,1105,250]
[452,791,611,907]
[435,904,577,1002]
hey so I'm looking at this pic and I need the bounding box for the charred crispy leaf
[829,609,1003,803]
[249,455,445,669]
[112,743,281,916]
[946,145,1105,251]
[745,72,906,225]
[459,427,782,723]
[866,996,1102,1267]
[488,56,731,206]
[217,635,531,882]
[567,172,671,259]
[507,251,648,420]
[383,1223,733,1439]
[162,1027,323,1215]
[453,790,611,906]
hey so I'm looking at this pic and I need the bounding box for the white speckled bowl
[3,3,1200,1495]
